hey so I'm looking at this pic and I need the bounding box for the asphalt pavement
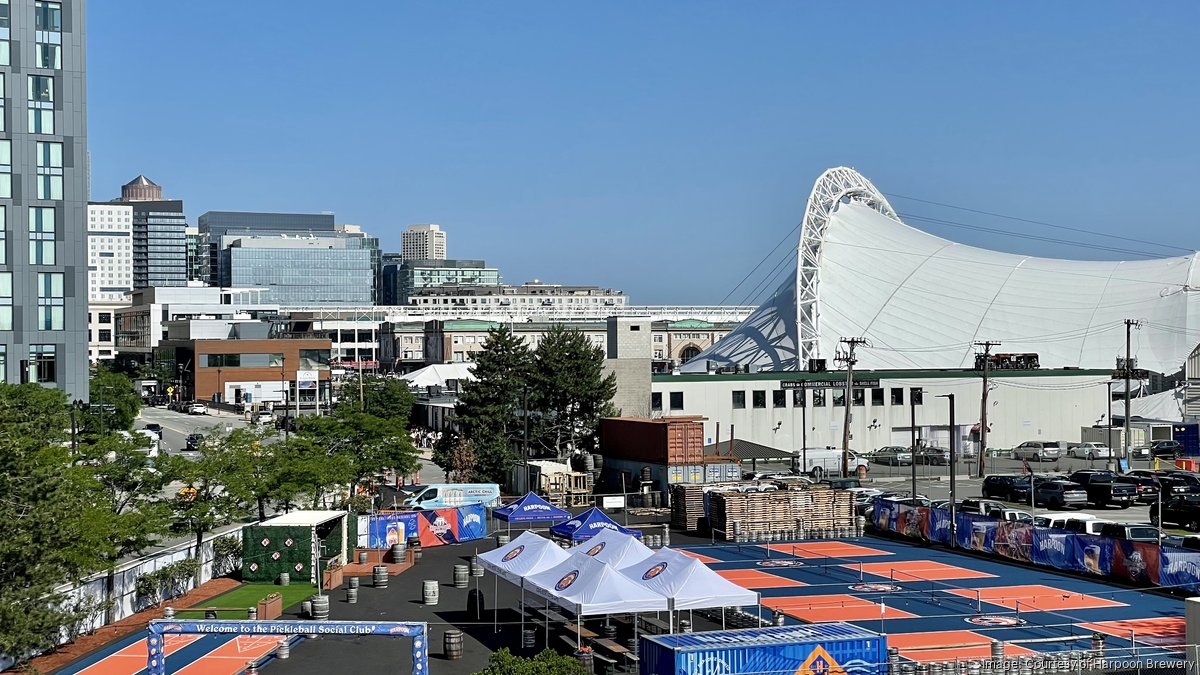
[136,405,250,455]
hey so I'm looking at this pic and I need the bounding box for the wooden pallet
[709,489,854,540]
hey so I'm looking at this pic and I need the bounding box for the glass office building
[381,258,501,305]
[219,235,373,306]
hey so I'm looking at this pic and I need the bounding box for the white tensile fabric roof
[686,172,1200,374]
[524,548,669,616]
[570,526,654,568]
[401,363,475,389]
[477,531,571,585]
[620,547,758,610]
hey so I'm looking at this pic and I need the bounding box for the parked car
[930,499,954,509]
[1062,518,1116,535]
[1151,496,1200,531]
[914,446,951,465]
[1152,440,1185,459]
[982,475,1032,503]
[142,423,163,439]
[1155,475,1199,497]
[1035,513,1095,529]
[794,447,872,478]
[959,498,1006,515]
[185,433,204,451]
[1013,441,1061,462]
[1067,470,1137,509]
[1129,446,1153,460]
[873,446,913,466]
[187,402,209,415]
[252,411,274,425]
[744,470,791,481]
[1113,476,1160,504]
[1033,480,1087,509]
[821,477,864,491]
[1098,523,1161,542]
[1067,442,1113,460]
[1160,471,1200,493]
[989,508,1034,523]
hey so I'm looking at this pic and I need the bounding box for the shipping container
[600,417,707,465]
[640,623,886,675]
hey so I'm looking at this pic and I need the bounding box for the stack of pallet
[709,489,853,540]
[670,483,709,532]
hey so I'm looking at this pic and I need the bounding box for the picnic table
[591,637,639,672]
[638,615,670,634]
[565,622,598,639]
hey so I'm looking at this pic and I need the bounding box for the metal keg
[422,579,439,605]
[522,628,537,650]
[347,587,358,604]
[991,641,1005,664]
[247,607,258,620]
[204,608,217,620]
[276,638,290,659]
[444,628,464,660]
[471,554,484,577]
[373,565,388,588]
[496,533,511,547]
[300,600,312,618]
[930,662,943,675]
[680,619,692,633]
[358,551,369,564]
[278,572,290,586]
[349,576,359,589]
[661,523,670,547]
[453,564,469,589]
[311,594,329,620]
[391,541,406,563]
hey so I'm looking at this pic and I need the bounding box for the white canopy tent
[620,547,760,625]
[571,526,654,568]
[476,531,572,632]
[400,362,475,389]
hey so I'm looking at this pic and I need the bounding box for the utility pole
[909,393,917,502]
[1122,319,1141,466]
[837,337,869,477]
[975,341,999,479]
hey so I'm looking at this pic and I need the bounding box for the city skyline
[87,3,1200,304]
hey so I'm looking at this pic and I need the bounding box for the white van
[401,483,501,510]
[790,447,871,479]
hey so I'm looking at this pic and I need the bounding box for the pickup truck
[1067,470,1136,509]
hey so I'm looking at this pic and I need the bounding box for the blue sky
[88,2,1200,304]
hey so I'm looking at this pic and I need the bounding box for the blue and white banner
[1029,529,1075,570]
[1159,547,1200,593]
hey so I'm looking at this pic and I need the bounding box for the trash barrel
[453,564,469,589]
[467,588,486,620]
[575,650,594,674]
[443,629,463,660]
[471,554,484,577]
[347,587,358,604]
[391,542,406,564]
[422,579,439,605]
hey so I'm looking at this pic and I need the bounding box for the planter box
[323,567,344,590]
[258,593,282,620]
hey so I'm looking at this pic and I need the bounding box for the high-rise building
[113,176,187,289]
[337,224,381,303]
[381,259,501,305]
[197,211,336,285]
[0,0,90,397]
[87,203,133,363]
[401,224,446,261]
[185,225,203,281]
[219,234,374,306]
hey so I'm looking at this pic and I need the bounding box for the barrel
[887,647,900,675]
[391,542,406,563]
[592,453,604,473]
[422,579,439,605]
[311,594,329,620]
[679,619,692,633]
[301,600,313,618]
[991,641,1004,664]
[276,638,290,659]
[349,576,359,589]
[408,536,422,561]
[641,466,652,482]
[916,664,929,675]
[583,453,595,473]
[358,551,369,564]
[930,662,943,675]
[661,524,670,547]
[496,533,510,547]
[773,609,786,626]
[204,608,217,620]
[575,650,594,674]
[522,628,537,650]
[603,623,618,639]
[163,607,176,619]
[373,565,388,588]
[278,572,290,586]
[245,662,259,675]
[453,564,469,589]
[470,554,484,577]
[247,607,258,620]
[347,587,358,604]
[443,628,463,660]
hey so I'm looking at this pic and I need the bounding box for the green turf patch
[175,583,322,618]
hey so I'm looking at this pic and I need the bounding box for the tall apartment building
[401,224,446,261]
[197,210,336,285]
[185,225,203,281]
[112,176,187,289]
[0,0,89,397]
[87,202,133,362]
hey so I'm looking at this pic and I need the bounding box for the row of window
[0,344,57,384]
[89,329,111,342]
[0,270,63,330]
[0,138,65,203]
[0,74,60,134]
[0,2,63,71]
[201,350,331,370]
[650,387,928,413]
[0,2,62,31]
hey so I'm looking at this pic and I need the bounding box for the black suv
[1114,476,1160,504]
[1098,523,1161,542]
[1067,470,1136,509]
[1152,440,1185,459]
[1151,496,1200,531]
[185,433,204,451]
[982,475,1032,503]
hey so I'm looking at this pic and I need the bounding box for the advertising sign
[296,370,318,390]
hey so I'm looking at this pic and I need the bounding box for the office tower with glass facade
[0,0,89,397]
[381,258,501,305]
[112,175,187,289]
[185,225,203,281]
[198,210,337,285]
[219,234,373,306]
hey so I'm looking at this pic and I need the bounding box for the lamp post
[910,393,918,503]
[281,357,288,440]
[70,399,84,451]
[216,367,223,404]
[937,393,956,548]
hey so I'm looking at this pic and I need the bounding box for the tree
[295,406,418,488]
[529,325,617,459]
[451,327,532,484]
[473,648,586,675]
[272,436,355,509]
[338,374,416,422]
[168,433,251,585]
[209,426,281,522]
[80,366,142,433]
[0,385,112,665]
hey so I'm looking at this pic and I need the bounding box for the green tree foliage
[272,435,356,509]
[473,648,586,675]
[452,327,533,483]
[338,374,416,422]
[0,385,113,664]
[80,366,142,433]
[168,434,251,584]
[207,426,281,522]
[529,325,617,456]
[295,406,418,487]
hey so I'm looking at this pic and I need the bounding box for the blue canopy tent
[550,507,643,542]
[492,492,571,532]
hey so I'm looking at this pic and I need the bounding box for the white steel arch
[795,167,897,363]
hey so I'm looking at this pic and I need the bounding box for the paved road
[136,405,250,455]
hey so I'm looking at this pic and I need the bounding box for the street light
[70,399,85,451]
[937,393,956,548]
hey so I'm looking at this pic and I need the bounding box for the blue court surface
[673,536,1186,664]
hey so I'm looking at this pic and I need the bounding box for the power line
[718,224,800,306]
[899,212,1173,259]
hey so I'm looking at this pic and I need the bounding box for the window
[35,1,61,32]
[0,74,5,132]
[651,392,662,412]
[891,388,904,405]
[629,325,640,331]
[0,206,5,264]
[773,390,786,408]
[299,349,331,370]
[0,140,10,198]
[793,388,806,407]
[871,388,884,406]
[204,354,241,367]
[752,390,766,409]
[99,312,111,324]
[36,272,63,329]
[36,42,60,69]
[29,207,56,265]
[0,2,8,28]
[732,390,746,409]
[669,391,684,411]
[36,142,63,200]
[29,345,56,384]
[28,76,54,133]
[911,388,924,406]
[833,390,845,406]
[653,334,663,343]
[98,329,111,342]
[0,272,10,331]
[852,388,865,406]
[813,389,827,406]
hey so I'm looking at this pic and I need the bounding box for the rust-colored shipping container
[599,417,708,465]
